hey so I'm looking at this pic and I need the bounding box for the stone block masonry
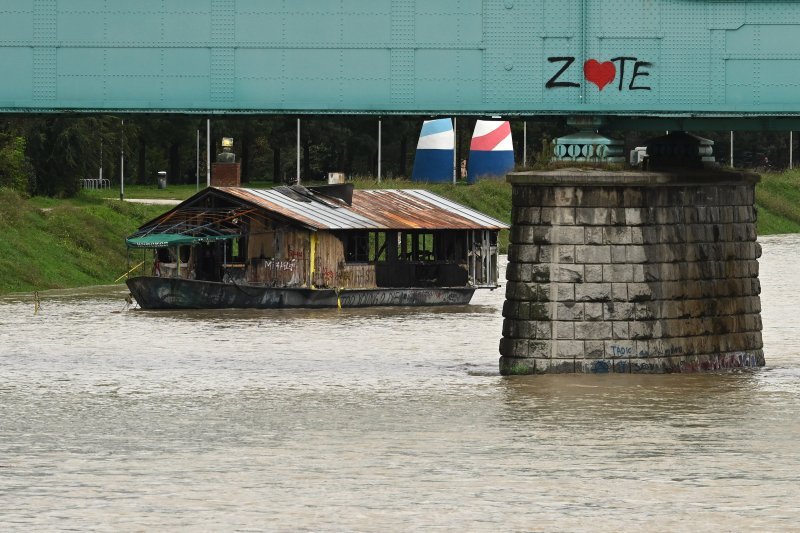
[499,169,765,375]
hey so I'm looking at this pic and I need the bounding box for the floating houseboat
[125,184,508,309]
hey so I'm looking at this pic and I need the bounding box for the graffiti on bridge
[547,57,653,91]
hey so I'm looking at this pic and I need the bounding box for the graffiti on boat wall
[264,259,297,272]
[257,258,301,286]
[287,246,304,260]
[546,57,653,91]
[339,289,469,307]
[321,268,335,285]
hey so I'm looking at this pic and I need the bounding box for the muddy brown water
[1,236,799,531]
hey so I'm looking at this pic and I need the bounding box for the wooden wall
[312,233,377,289]
[246,217,309,286]
[240,217,478,289]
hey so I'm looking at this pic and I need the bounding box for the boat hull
[126,276,476,309]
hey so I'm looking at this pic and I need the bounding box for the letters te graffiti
[546,57,652,91]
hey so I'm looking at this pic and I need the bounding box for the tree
[0,134,33,193]
[25,117,120,197]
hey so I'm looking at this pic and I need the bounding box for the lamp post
[297,118,301,185]
[523,121,527,167]
[453,117,457,184]
[119,118,124,201]
[206,119,211,187]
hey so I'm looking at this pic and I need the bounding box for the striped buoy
[411,119,454,183]
[468,120,515,184]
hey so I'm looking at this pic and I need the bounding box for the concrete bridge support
[499,169,764,374]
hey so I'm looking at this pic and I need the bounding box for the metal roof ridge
[213,186,507,230]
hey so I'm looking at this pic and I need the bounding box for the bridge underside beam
[3,109,800,132]
[3,0,800,126]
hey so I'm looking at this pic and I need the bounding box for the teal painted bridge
[2,0,800,127]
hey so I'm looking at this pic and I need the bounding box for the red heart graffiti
[584,60,616,91]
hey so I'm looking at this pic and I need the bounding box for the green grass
[83,183,203,201]
[0,188,164,295]
[755,169,800,234]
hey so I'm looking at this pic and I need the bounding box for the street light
[119,118,125,201]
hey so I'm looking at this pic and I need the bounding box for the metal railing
[80,178,111,190]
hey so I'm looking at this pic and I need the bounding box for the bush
[0,134,33,193]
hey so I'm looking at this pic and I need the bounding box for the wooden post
[386,231,398,262]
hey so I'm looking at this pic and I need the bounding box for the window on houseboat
[418,233,434,261]
[156,247,172,263]
[345,232,370,263]
[400,232,435,261]
[372,232,387,262]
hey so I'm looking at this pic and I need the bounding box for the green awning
[126,233,239,248]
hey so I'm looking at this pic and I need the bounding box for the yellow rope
[114,261,145,283]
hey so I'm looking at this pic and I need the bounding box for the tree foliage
[25,117,119,197]
[0,133,33,193]
[0,113,797,197]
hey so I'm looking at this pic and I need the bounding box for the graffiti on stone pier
[681,353,761,373]
[609,344,684,359]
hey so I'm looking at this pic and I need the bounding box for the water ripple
[0,248,799,530]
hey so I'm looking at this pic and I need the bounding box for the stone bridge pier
[499,169,764,374]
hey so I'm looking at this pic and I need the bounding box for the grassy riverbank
[754,169,800,234]
[1,170,799,295]
[0,188,165,294]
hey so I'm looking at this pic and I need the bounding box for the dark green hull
[126,276,475,309]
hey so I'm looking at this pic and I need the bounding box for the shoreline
[2,171,800,295]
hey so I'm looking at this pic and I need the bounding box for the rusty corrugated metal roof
[216,187,508,231]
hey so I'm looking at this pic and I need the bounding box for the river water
[1,236,799,531]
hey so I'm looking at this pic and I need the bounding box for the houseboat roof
[133,185,509,237]
[128,185,508,247]
[216,186,509,231]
